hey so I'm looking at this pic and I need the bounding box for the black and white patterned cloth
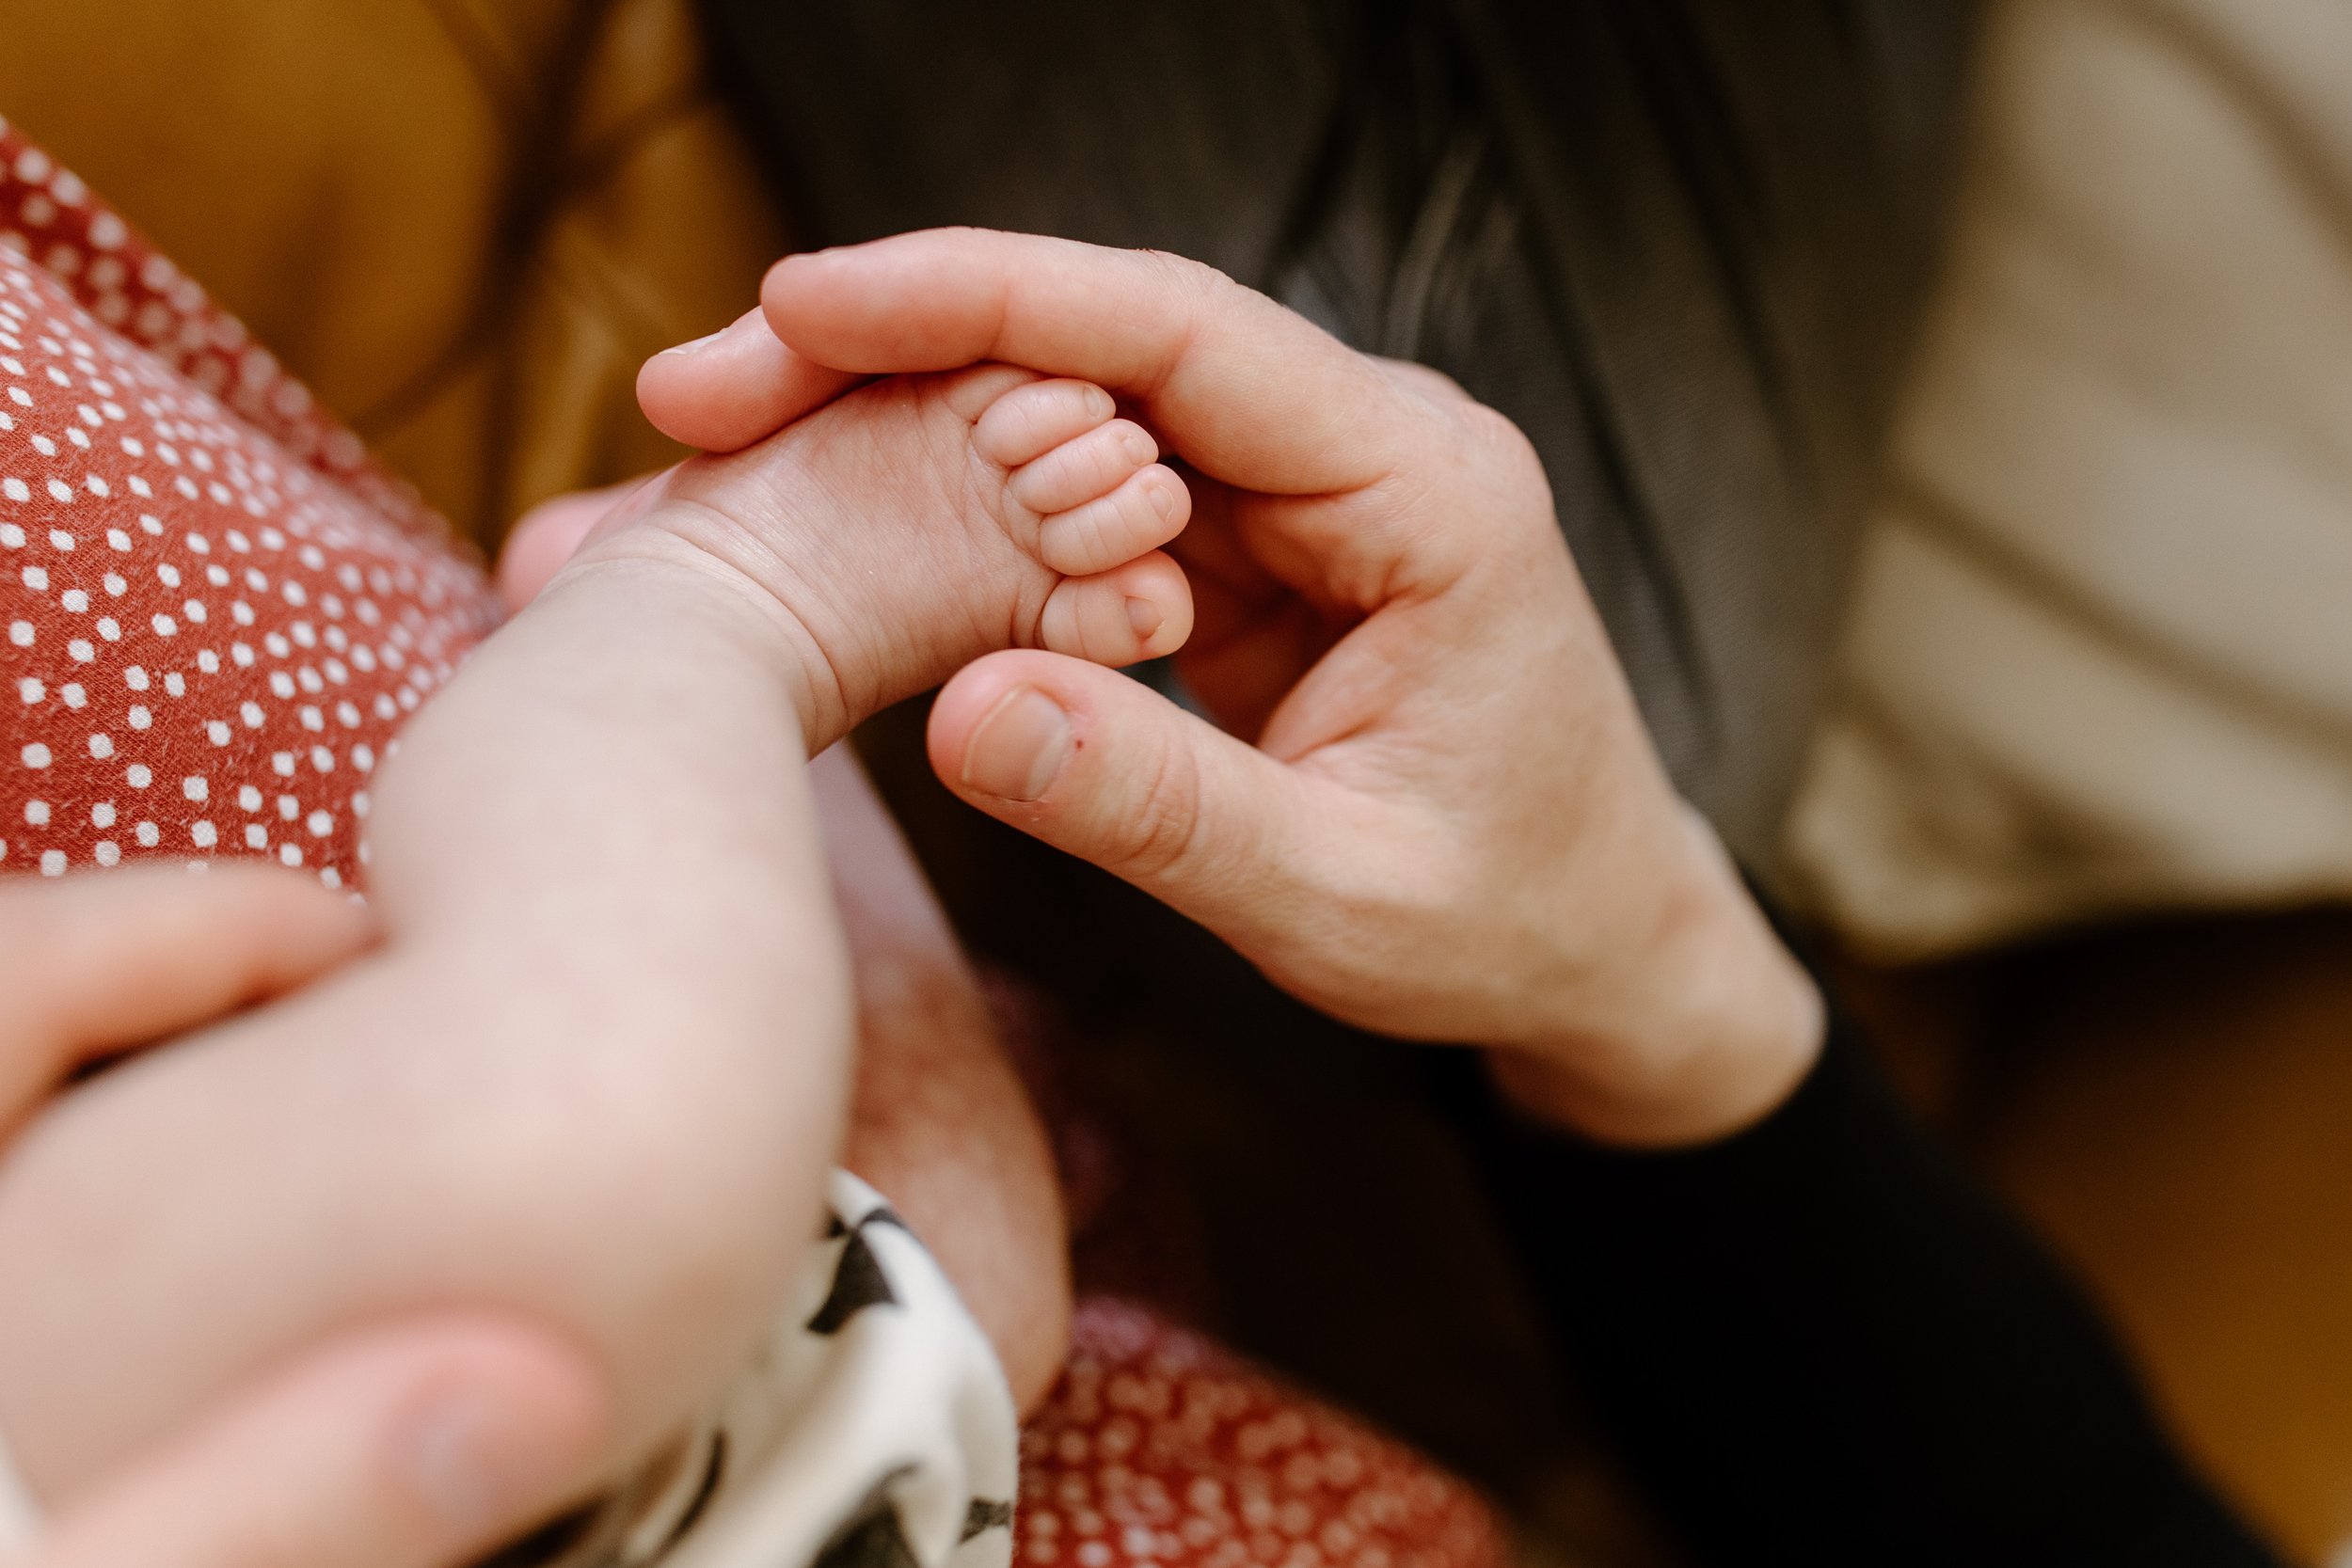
[0,1172,1019,1568]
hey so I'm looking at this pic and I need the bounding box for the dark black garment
[695,0,1972,864]
[1444,1015,2286,1568]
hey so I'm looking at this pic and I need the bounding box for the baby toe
[1037,551,1194,668]
[973,377,1118,467]
[1037,464,1191,578]
[1009,419,1159,515]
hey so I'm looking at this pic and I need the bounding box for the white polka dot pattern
[0,127,500,887]
[0,116,449,545]
[1017,1302,1504,1568]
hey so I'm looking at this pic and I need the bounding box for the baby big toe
[1038,463,1191,577]
[1038,552,1194,668]
[1009,419,1159,515]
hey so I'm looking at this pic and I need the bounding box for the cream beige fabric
[0,0,787,553]
[1787,0,2352,958]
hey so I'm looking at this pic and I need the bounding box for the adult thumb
[22,1315,609,1568]
[927,651,1338,948]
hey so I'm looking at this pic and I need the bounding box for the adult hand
[0,867,611,1565]
[739,230,1823,1147]
[0,864,370,1143]
[21,1315,607,1568]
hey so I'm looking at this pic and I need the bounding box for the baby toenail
[1120,427,1156,466]
[1148,479,1177,519]
[658,329,724,357]
[961,687,1072,802]
[1126,596,1165,641]
[1088,387,1115,421]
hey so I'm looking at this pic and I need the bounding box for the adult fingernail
[398,1382,579,1535]
[961,687,1071,802]
[1126,596,1164,641]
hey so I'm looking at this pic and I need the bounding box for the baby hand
[679,231,1823,1146]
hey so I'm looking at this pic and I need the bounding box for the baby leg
[0,368,1193,1502]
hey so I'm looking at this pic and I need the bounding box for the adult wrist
[1491,810,1826,1148]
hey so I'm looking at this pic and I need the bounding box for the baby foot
[593,363,1192,752]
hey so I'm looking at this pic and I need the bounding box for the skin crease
[0,867,612,1568]
[501,492,1073,1415]
[0,360,1186,1502]
[646,230,1825,1148]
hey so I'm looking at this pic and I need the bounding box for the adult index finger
[762,230,1423,502]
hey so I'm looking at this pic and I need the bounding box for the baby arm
[0,546,852,1499]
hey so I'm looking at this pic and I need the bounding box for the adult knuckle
[1135,247,1232,294]
[1456,404,1557,532]
[1139,249,1248,328]
[1379,356,1472,407]
[1462,402,1543,477]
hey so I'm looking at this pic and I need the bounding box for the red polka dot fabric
[0,119,500,887]
[0,119,446,543]
[1018,1301,1507,1568]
